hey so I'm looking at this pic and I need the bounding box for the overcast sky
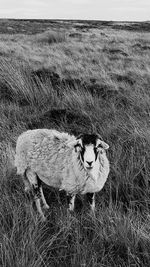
[0,0,149,21]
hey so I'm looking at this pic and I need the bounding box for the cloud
[0,0,149,20]
[63,0,91,3]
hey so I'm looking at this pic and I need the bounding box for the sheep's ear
[96,139,109,150]
[76,134,83,140]
[74,143,82,153]
[74,139,82,152]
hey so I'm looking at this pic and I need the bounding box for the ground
[0,19,150,267]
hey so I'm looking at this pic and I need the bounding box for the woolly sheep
[15,129,110,220]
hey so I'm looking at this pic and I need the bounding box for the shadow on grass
[27,108,92,135]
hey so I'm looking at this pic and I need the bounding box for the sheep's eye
[97,144,103,149]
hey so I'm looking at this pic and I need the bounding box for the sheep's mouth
[86,166,93,170]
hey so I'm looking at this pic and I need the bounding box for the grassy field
[0,19,150,266]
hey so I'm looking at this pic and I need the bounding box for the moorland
[0,19,150,267]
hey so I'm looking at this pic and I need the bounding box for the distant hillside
[0,19,149,34]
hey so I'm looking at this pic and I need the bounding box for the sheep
[15,129,110,220]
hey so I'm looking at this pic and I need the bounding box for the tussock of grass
[34,30,66,44]
[0,58,59,107]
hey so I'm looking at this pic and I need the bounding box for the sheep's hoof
[68,208,74,214]
[25,186,30,193]
[89,207,96,217]
[40,214,46,222]
[69,209,74,213]
[69,204,74,212]
[67,208,74,217]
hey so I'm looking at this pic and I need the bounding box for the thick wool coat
[15,129,109,194]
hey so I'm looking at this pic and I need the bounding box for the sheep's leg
[25,169,46,221]
[24,178,31,193]
[87,193,95,212]
[34,196,46,221]
[33,184,46,221]
[67,194,76,211]
[23,171,31,192]
[40,186,49,210]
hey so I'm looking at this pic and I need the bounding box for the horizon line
[0,17,149,23]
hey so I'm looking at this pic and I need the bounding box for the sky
[0,0,149,21]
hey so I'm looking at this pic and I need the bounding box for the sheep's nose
[86,161,93,167]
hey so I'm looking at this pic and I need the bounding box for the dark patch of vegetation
[69,33,82,38]
[113,22,150,32]
[31,69,61,88]
[103,48,129,57]
[27,108,92,135]
[0,19,149,35]
[111,73,136,86]
[31,69,83,94]
[35,30,66,44]
[87,83,118,99]
[132,43,150,50]
[0,19,60,34]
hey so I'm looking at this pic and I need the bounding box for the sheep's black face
[74,134,109,170]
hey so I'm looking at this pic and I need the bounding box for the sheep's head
[71,134,109,171]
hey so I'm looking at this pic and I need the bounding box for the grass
[34,30,66,44]
[0,19,150,266]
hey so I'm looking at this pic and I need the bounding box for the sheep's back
[15,129,75,174]
[20,131,74,187]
